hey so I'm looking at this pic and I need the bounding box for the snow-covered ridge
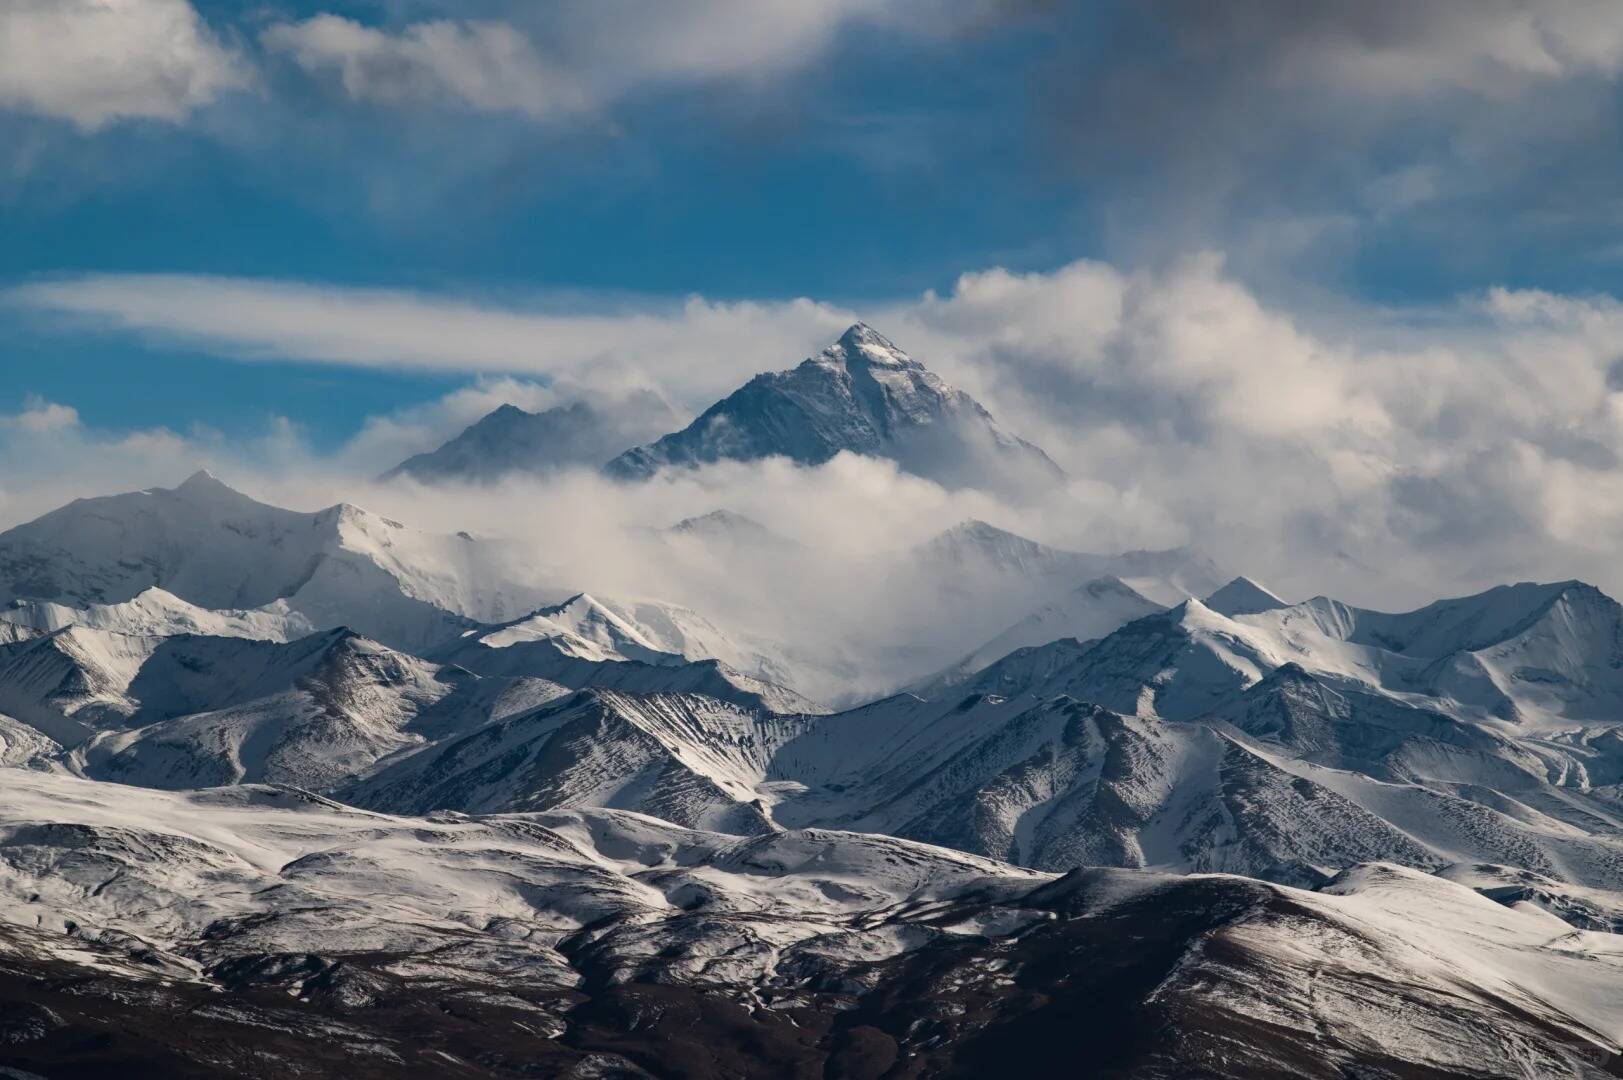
[0,474,836,703]
[466,591,807,694]
[2,767,1622,1077]
[1040,579,1623,729]
[0,471,539,652]
[0,768,1042,988]
[1,586,314,642]
[1204,574,1287,617]
[910,518,1227,607]
[343,687,818,831]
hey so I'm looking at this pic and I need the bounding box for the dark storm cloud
[1034,1,1623,284]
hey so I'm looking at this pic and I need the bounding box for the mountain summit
[0,473,536,651]
[382,393,679,484]
[1204,575,1287,617]
[604,324,1064,490]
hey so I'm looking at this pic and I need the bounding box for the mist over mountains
[5,325,1623,1075]
[380,324,1066,498]
[15,0,1623,1069]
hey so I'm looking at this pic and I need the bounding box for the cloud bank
[14,256,1623,619]
[0,0,975,132]
[0,0,249,130]
[1038,1,1623,283]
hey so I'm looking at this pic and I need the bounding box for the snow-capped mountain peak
[172,467,232,494]
[662,508,784,546]
[603,325,1064,490]
[381,393,680,484]
[917,519,1071,574]
[494,592,674,664]
[0,475,539,652]
[829,321,911,367]
[0,585,314,643]
[1204,575,1287,616]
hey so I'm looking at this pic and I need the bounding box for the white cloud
[2,397,81,433]
[0,397,196,524]
[559,0,896,87]
[6,274,856,411]
[259,1,982,122]
[21,257,1623,612]
[0,0,249,130]
[875,254,1623,604]
[0,0,963,132]
[262,16,582,120]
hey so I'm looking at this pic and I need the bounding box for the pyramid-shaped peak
[927,519,1058,555]
[176,468,227,491]
[1205,575,1286,617]
[168,469,249,502]
[948,518,1017,540]
[603,321,1060,487]
[830,323,911,367]
[838,322,896,349]
[668,508,767,535]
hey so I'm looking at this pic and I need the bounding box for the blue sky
[17,2,1623,607]
[0,2,1093,446]
[11,1,1623,452]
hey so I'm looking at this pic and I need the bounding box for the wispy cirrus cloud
[6,273,856,409]
[259,1,980,122]
[261,17,584,121]
[0,0,995,134]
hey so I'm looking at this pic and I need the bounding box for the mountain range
[382,392,680,484]
[6,450,1623,1072]
[387,324,1067,493]
[0,469,539,651]
[7,768,1620,1077]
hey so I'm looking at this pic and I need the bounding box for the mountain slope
[344,688,812,831]
[69,629,568,792]
[911,519,1226,608]
[0,769,1621,1078]
[747,579,1623,889]
[1037,581,1623,730]
[912,575,1165,697]
[0,472,539,651]
[769,681,1623,889]
[1,586,314,642]
[605,324,1064,491]
[1204,574,1287,616]
[0,624,156,743]
[436,595,822,714]
[382,394,678,484]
